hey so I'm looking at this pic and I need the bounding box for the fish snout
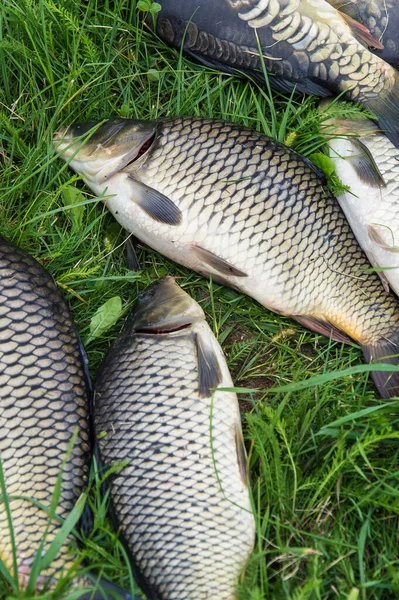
[53,125,68,141]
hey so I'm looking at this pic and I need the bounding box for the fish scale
[0,235,91,588]
[325,109,399,299]
[327,0,399,67]
[94,278,255,600]
[127,119,384,320]
[55,116,399,399]
[154,0,399,147]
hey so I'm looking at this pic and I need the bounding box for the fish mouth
[130,277,205,334]
[53,119,158,182]
[135,322,193,335]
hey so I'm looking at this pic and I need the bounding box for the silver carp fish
[0,234,131,599]
[93,277,256,600]
[327,0,399,67]
[324,107,399,297]
[54,117,399,398]
[153,0,399,147]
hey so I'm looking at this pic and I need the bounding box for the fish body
[327,0,399,67]
[0,235,90,589]
[325,111,399,296]
[55,117,399,398]
[0,235,130,599]
[154,0,399,147]
[93,277,255,600]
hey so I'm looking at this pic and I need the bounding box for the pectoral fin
[192,245,248,278]
[128,176,182,225]
[194,332,222,398]
[347,140,386,188]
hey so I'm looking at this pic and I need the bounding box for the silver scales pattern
[95,321,254,599]
[0,235,90,583]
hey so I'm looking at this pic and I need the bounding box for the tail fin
[362,341,399,399]
[361,71,399,148]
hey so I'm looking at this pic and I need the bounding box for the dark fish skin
[0,235,132,599]
[328,0,399,67]
[54,116,399,399]
[154,0,399,147]
[93,278,255,600]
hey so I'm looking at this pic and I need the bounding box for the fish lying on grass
[0,234,131,599]
[93,277,255,600]
[54,116,399,399]
[327,0,399,67]
[323,106,399,297]
[153,0,399,147]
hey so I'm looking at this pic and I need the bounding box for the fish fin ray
[126,236,141,271]
[267,74,332,97]
[294,315,354,345]
[339,11,384,49]
[184,40,331,97]
[194,332,223,398]
[348,140,386,187]
[363,341,399,398]
[192,245,248,277]
[364,245,391,291]
[235,424,249,487]
[127,176,182,225]
[368,224,399,252]
[362,72,399,148]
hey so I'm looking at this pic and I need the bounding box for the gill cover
[54,119,157,182]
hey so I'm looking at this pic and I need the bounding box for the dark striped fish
[94,277,255,600]
[154,0,399,147]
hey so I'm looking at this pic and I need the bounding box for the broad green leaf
[137,0,161,13]
[87,296,122,343]
[63,185,85,230]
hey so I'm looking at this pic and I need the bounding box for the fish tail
[362,340,399,399]
[361,70,399,148]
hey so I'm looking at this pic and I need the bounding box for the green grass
[1,0,399,598]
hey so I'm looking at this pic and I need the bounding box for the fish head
[130,277,205,334]
[53,119,157,183]
[318,99,379,136]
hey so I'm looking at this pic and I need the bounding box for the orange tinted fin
[362,342,399,399]
[339,11,384,50]
[294,315,354,345]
